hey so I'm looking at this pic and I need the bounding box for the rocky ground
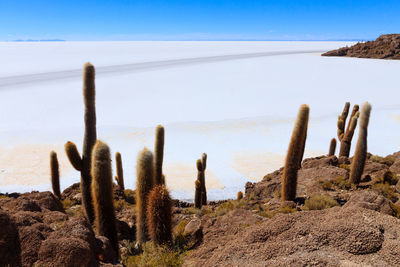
[322,34,400,59]
[1,152,400,266]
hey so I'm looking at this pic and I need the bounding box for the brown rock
[0,210,21,267]
[37,237,95,267]
[184,207,400,266]
[96,236,117,263]
[390,160,400,175]
[12,211,42,227]
[301,155,338,169]
[343,190,394,215]
[183,217,203,249]
[42,210,68,224]
[18,226,45,267]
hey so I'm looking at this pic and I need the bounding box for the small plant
[279,206,297,214]
[304,195,339,210]
[263,174,272,181]
[328,138,336,156]
[390,202,400,218]
[115,152,125,190]
[147,185,172,245]
[370,155,395,166]
[332,176,352,190]
[350,102,371,184]
[50,151,61,198]
[91,141,119,260]
[281,104,309,201]
[318,179,334,191]
[237,191,243,201]
[136,148,154,244]
[372,182,398,202]
[339,164,350,172]
[154,125,165,185]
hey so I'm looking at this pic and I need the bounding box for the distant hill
[322,34,400,59]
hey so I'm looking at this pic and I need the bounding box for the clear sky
[0,0,399,41]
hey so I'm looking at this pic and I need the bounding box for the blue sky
[0,0,399,41]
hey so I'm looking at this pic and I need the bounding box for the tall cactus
[350,102,372,184]
[328,138,337,156]
[115,152,124,191]
[154,125,165,186]
[91,141,119,260]
[50,151,61,198]
[281,104,309,201]
[338,103,359,157]
[136,148,154,244]
[194,179,202,209]
[64,62,97,223]
[200,153,207,205]
[147,185,172,245]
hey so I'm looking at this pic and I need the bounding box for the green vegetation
[304,195,339,210]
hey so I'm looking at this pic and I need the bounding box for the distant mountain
[12,39,65,42]
[322,34,400,60]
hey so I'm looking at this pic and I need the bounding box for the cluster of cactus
[135,124,172,245]
[281,104,309,201]
[64,62,97,223]
[337,102,360,157]
[194,153,207,208]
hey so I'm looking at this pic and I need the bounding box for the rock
[96,236,117,263]
[12,211,42,227]
[302,155,338,169]
[390,160,400,175]
[343,190,394,215]
[37,217,98,266]
[183,218,203,249]
[42,210,68,224]
[184,207,400,266]
[338,156,350,165]
[18,226,45,267]
[116,219,134,241]
[26,191,64,212]
[2,198,42,212]
[37,237,96,267]
[0,210,21,267]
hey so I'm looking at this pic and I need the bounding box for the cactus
[91,141,119,260]
[200,153,207,205]
[237,191,243,201]
[147,185,172,245]
[350,102,371,184]
[281,104,309,201]
[328,138,337,156]
[50,151,61,198]
[338,104,359,157]
[115,152,124,191]
[194,179,202,209]
[136,148,154,244]
[64,62,97,223]
[154,125,165,185]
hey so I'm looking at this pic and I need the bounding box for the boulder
[0,210,21,267]
[343,190,394,215]
[183,217,203,249]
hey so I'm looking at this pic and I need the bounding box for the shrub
[318,179,334,191]
[339,164,350,172]
[370,155,395,166]
[372,183,398,202]
[332,176,352,190]
[304,195,339,210]
[279,206,297,213]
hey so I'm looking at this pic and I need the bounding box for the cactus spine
[91,141,119,260]
[350,102,371,184]
[50,151,61,198]
[147,185,172,245]
[281,104,309,201]
[194,179,202,209]
[338,103,359,157]
[154,125,165,185]
[136,148,154,244]
[115,152,124,191]
[328,138,337,156]
[200,153,207,205]
[64,62,97,223]
[237,191,243,201]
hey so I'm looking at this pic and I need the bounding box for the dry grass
[304,195,339,210]
[370,155,395,166]
[372,182,398,202]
